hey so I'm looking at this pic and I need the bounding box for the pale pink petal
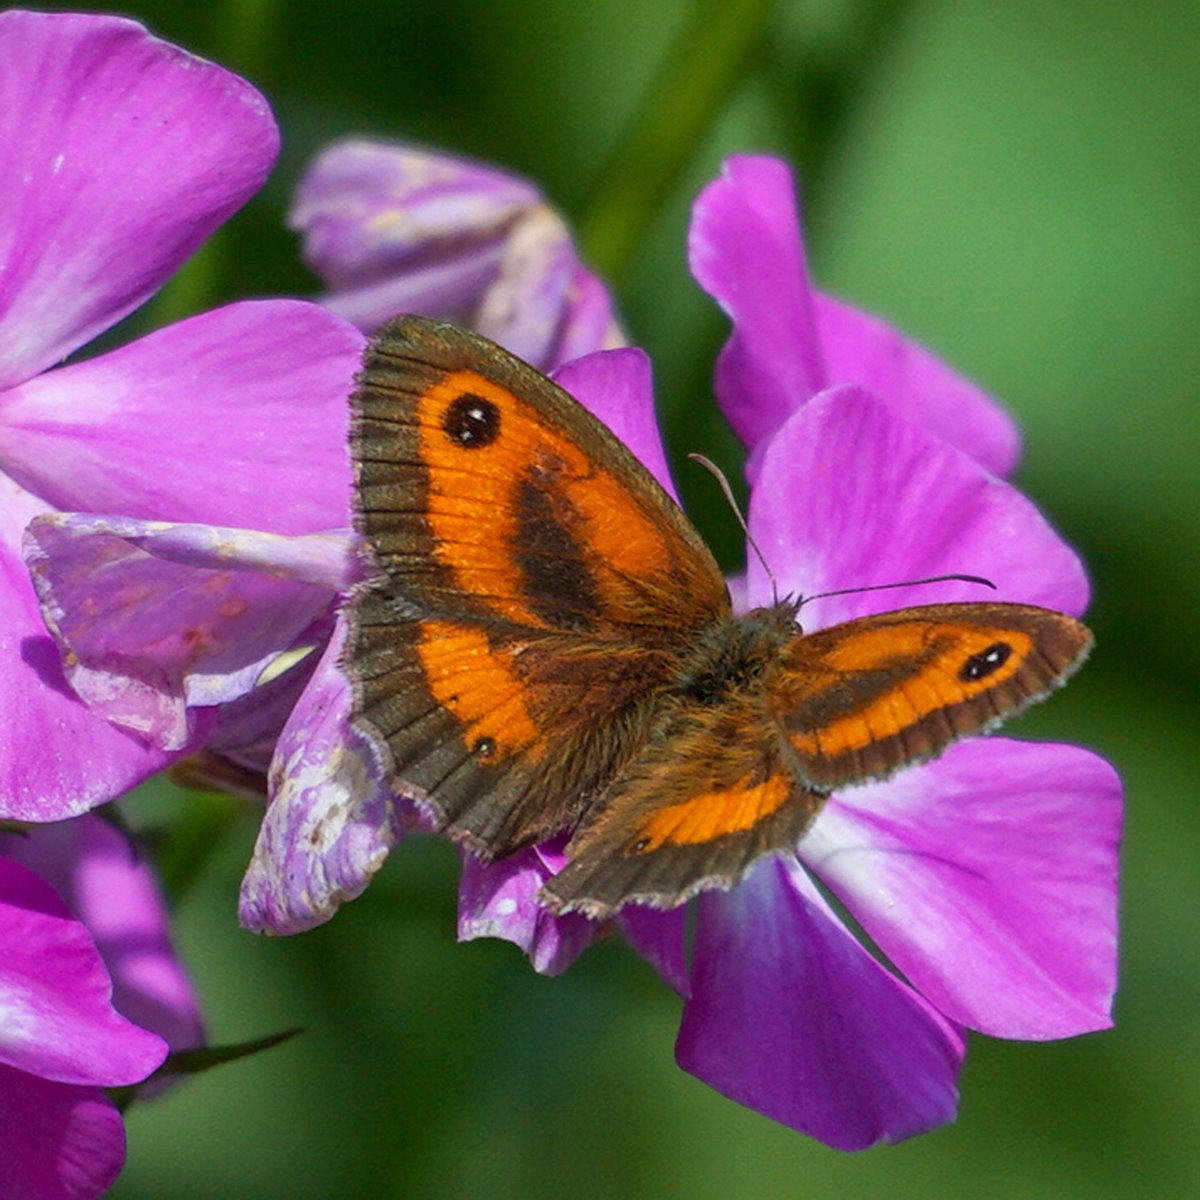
[0,10,278,388]
[0,300,363,531]
[677,858,964,1149]
[802,739,1121,1038]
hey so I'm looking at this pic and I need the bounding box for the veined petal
[688,155,825,448]
[291,138,540,287]
[814,293,1020,476]
[474,206,577,367]
[0,1067,125,1200]
[0,816,203,1053]
[552,348,678,502]
[239,615,405,933]
[802,739,1121,1038]
[0,10,278,388]
[0,300,364,531]
[458,846,595,977]
[677,858,964,1149]
[747,386,1089,626]
[0,483,174,821]
[0,858,166,1086]
[25,514,343,751]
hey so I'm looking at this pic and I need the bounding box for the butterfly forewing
[769,602,1093,792]
[346,316,731,854]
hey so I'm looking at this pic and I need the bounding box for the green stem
[580,0,778,280]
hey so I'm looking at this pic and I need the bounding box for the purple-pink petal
[25,514,344,751]
[0,485,175,821]
[688,155,825,449]
[0,300,363,532]
[0,816,203,1053]
[747,385,1089,627]
[618,906,690,997]
[0,10,278,390]
[555,266,625,365]
[0,858,165,1086]
[677,858,964,1149]
[802,739,1121,1039]
[551,348,678,502]
[239,615,405,933]
[458,847,595,976]
[0,1066,125,1200]
[689,154,1019,473]
[814,294,1019,476]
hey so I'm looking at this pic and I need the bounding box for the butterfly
[345,315,1092,919]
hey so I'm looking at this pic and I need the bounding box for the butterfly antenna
[687,453,778,603]
[798,573,997,609]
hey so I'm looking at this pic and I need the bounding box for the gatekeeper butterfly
[346,316,1091,918]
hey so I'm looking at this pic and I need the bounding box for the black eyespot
[472,736,496,760]
[960,641,1013,682]
[442,393,500,448]
[631,837,651,854]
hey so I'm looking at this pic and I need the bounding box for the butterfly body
[346,316,1092,919]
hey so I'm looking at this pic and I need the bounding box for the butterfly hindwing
[542,691,823,917]
[769,602,1092,792]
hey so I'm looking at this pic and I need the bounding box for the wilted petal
[814,294,1020,476]
[0,816,203,1052]
[676,858,963,1149]
[0,484,174,822]
[25,514,345,750]
[239,616,404,933]
[458,846,595,976]
[552,348,678,502]
[0,1066,125,1200]
[688,155,825,448]
[474,206,576,366]
[0,10,278,389]
[0,858,165,1085]
[802,739,1121,1039]
[0,300,363,531]
[292,138,540,288]
[747,386,1089,627]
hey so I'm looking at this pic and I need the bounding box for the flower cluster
[2,6,1121,1192]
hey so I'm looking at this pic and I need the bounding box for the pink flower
[0,9,365,824]
[0,814,202,1199]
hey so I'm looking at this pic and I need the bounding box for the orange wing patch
[415,620,542,764]
[631,770,792,852]
[414,368,700,633]
[789,623,1035,757]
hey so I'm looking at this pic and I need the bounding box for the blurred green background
[58,0,1197,1196]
